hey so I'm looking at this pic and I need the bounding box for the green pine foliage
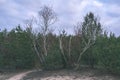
[0,12,120,75]
[0,26,35,70]
[96,33,120,74]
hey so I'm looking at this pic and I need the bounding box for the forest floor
[1,68,120,80]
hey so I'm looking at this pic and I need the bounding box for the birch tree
[75,12,102,69]
[38,6,57,56]
[59,30,73,68]
[25,6,57,69]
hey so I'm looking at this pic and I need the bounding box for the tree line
[0,6,120,74]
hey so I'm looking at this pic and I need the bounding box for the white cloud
[93,0,103,7]
[0,0,120,36]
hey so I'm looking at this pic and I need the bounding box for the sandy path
[23,69,120,80]
[7,70,34,80]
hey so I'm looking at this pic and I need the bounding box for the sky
[0,0,120,36]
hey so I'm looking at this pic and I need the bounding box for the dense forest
[0,6,120,75]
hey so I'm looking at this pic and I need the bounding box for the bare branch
[58,30,68,65]
[68,36,72,58]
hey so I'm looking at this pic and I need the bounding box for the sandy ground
[0,68,119,80]
[22,69,120,80]
[0,71,21,80]
[0,73,15,80]
[7,70,33,80]
[0,69,40,80]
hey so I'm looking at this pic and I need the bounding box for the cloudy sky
[0,0,120,36]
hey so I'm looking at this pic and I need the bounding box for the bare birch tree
[25,17,46,66]
[59,30,73,68]
[38,6,57,56]
[25,6,57,69]
[74,12,102,70]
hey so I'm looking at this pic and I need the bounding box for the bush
[0,29,35,70]
[81,46,98,68]
[96,36,120,74]
[43,48,63,70]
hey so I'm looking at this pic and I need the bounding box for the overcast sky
[0,0,120,36]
